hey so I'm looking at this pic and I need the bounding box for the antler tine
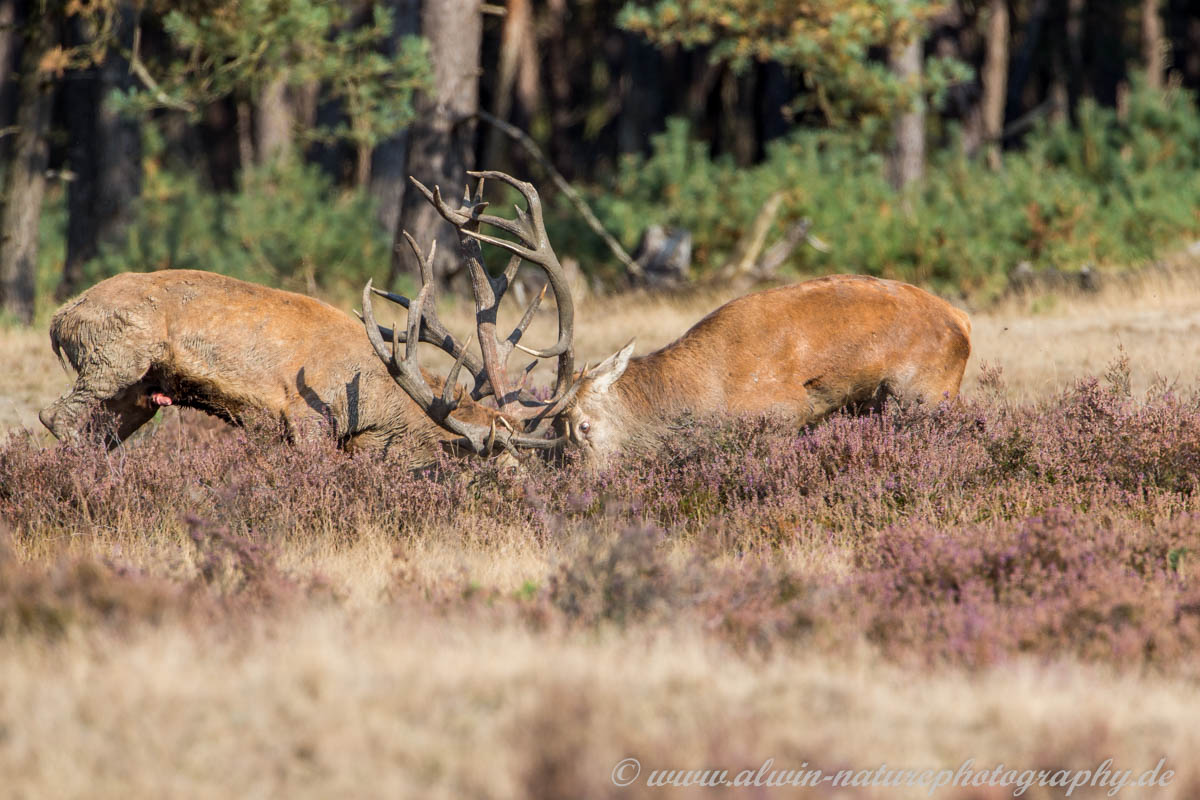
[409,177,468,225]
[507,283,546,348]
[368,286,411,309]
[518,359,538,389]
[362,280,400,376]
[441,334,473,407]
[403,283,430,364]
[402,231,437,287]
[457,228,539,262]
[502,254,522,285]
[410,177,529,242]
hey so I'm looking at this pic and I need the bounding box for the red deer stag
[553,276,972,463]
[362,171,973,466]
[38,266,553,463]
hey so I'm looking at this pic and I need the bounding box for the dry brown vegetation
[3,262,1200,798]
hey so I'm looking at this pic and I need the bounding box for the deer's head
[548,341,636,464]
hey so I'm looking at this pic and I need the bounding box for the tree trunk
[1184,17,1200,87]
[980,0,1008,170]
[0,11,55,324]
[1049,50,1069,124]
[1004,0,1048,124]
[0,0,19,144]
[389,0,481,289]
[616,32,663,156]
[255,73,294,164]
[719,66,758,165]
[199,99,240,191]
[1141,0,1165,90]
[369,0,420,234]
[888,34,925,190]
[60,2,142,300]
[1065,0,1086,114]
[757,62,792,146]
[236,100,254,171]
[543,0,576,179]
[484,0,538,167]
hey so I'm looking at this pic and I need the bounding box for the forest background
[0,0,1198,325]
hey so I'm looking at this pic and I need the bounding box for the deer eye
[578,421,591,435]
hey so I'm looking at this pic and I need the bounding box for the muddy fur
[40,270,499,465]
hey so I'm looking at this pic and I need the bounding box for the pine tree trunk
[0,0,19,142]
[543,0,576,179]
[236,100,254,170]
[60,2,142,300]
[1184,17,1200,86]
[484,0,538,167]
[1066,0,1086,113]
[255,73,294,164]
[888,34,925,190]
[0,11,55,324]
[370,0,419,235]
[719,67,758,165]
[1049,50,1069,124]
[1004,0,1048,123]
[1141,0,1165,90]
[981,0,1009,170]
[389,0,481,289]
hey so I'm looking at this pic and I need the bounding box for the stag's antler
[361,171,581,456]
[410,171,577,415]
[358,235,497,399]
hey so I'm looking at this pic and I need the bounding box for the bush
[81,159,395,298]
[552,79,1200,297]
[6,366,1200,669]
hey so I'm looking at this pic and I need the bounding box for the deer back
[558,275,971,461]
[48,270,481,458]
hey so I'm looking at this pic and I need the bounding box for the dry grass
[3,613,1199,799]
[4,263,1200,797]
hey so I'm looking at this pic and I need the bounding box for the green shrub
[46,79,1200,305]
[82,159,394,298]
[550,78,1200,298]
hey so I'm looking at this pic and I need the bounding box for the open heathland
[2,270,1200,798]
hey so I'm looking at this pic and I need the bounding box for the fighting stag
[363,171,973,467]
[555,276,972,464]
[39,269,505,462]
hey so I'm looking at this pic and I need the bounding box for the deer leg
[95,385,160,449]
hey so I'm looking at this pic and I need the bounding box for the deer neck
[611,347,705,423]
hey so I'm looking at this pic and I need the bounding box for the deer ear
[589,340,634,394]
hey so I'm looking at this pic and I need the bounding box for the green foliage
[555,80,1200,296]
[81,160,393,296]
[115,0,429,152]
[619,0,970,129]
[35,187,67,314]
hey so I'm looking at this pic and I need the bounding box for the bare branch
[474,109,641,277]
